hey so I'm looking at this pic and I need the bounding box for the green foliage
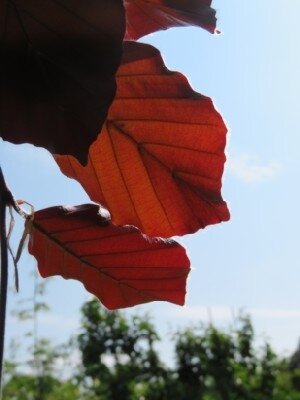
[3,374,80,400]
[76,302,300,400]
[4,298,300,399]
[77,299,163,400]
[3,274,77,400]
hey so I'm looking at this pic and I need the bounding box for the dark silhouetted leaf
[28,204,190,309]
[0,0,125,164]
[124,0,217,40]
[56,42,230,238]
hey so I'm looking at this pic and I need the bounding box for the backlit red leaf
[56,42,230,238]
[28,204,190,309]
[124,0,217,40]
[0,0,125,164]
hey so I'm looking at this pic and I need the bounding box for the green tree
[173,314,285,400]
[77,299,165,400]
[3,274,78,400]
[5,296,300,400]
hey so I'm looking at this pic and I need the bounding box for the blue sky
[1,0,300,366]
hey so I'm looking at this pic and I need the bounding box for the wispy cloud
[250,308,300,319]
[227,154,282,183]
[171,306,232,321]
[170,306,300,321]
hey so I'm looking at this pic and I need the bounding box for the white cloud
[227,154,282,183]
[249,308,300,319]
[170,306,300,321]
[170,306,234,321]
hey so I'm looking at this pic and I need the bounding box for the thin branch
[0,166,13,395]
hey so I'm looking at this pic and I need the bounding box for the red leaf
[28,204,190,309]
[0,0,125,164]
[124,0,217,40]
[56,42,230,238]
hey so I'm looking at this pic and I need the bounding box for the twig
[0,166,12,395]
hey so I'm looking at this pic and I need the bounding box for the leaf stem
[0,166,13,396]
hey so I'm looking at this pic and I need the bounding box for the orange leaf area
[56,42,230,238]
[124,0,217,40]
[29,204,190,309]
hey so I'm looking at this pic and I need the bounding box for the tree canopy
[4,298,300,399]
